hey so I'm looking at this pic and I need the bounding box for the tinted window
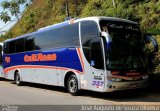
[91,38,104,69]
[34,23,79,50]
[34,28,61,50]
[4,42,9,54]
[16,38,25,53]
[25,36,35,51]
[61,23,79,47]
[81,21,99,46]
[9,41,16,54]
[82,41,91,62]
[81,21,99,63]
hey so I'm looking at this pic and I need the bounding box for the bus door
[90,37,105,91]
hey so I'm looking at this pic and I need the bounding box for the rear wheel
[67,74,79,96]
[15,72,22,86]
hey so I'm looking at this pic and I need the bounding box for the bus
[3,17,150,95]
[0,42,3,77]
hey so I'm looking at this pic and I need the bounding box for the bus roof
[76,16,137,24]
[4,16,138,42]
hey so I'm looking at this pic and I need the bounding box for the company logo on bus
[24,53,57,62]
[5,57,11,63]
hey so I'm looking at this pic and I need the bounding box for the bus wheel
[15,72,22,86]
[67,74,79,96]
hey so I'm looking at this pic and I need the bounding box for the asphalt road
[0,77,160,106]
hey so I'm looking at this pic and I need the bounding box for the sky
[0,0,25,34]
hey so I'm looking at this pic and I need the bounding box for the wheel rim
[69,78,77,93]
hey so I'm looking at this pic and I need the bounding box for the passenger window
[25,36,35,51]
[4,42,9,54]
[16,38,25,53]
[61,23,79,47]
[34,28,62,49]
[9,41,16,54]
[81,21,99,46]
[34,23,79,50]
[81,21,99,63]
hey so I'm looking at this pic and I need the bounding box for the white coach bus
[3,17,149,95]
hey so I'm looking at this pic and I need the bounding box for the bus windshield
[100,20,147,70]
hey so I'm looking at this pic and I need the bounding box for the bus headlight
[143,75,148,80]
[111,78,122,82]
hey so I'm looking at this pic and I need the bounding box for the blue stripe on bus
[3,48,83,73]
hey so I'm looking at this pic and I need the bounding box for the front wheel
[15,72,22,86]
[67,75,79,96]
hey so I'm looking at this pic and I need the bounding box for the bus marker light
[143,76,148,79]
[69,19,75,24]
[111,71,119,75]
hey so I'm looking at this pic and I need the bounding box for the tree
[112,0,116,8]
[65,0,70,18]
[0,11,11,23]
[0,0,32,32]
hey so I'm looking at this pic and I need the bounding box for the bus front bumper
[105,79,148,92]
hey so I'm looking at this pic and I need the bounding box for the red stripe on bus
[4,65,83,74]
[77,48,84,74]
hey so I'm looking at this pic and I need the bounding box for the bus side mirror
[145,35,158,53]
[101,32,112,50]
[145,35,158,71]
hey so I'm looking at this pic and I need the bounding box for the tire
[67,74,79,96]
[15,72,22,86]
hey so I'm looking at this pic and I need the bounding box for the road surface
[0,78,160,106]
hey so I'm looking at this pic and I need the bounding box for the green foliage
[0,31,13,42]
[147,29,160,35]
[0,0,33,33]
[0,0,159,37]
[154,35,160,73]
[0,11,11,23]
